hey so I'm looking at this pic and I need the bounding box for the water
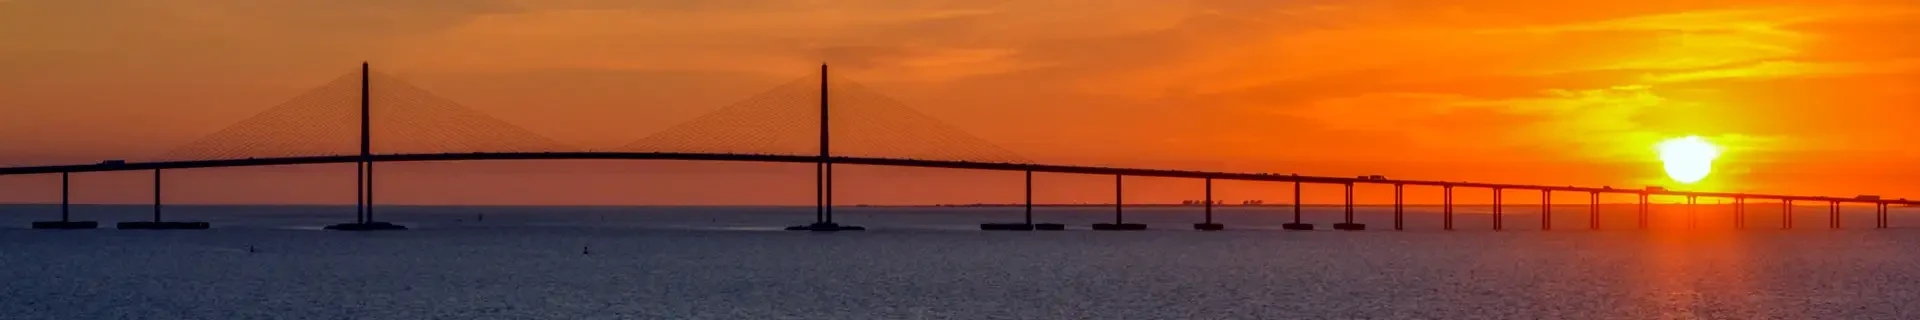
[4,204,1920,319]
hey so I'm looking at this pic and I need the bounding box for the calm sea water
[3,204,1919,319]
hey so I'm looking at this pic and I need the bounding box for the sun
[1656,136,1720,184]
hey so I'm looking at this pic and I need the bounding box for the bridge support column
[1878,202,1889,229]
[825,162,834,223]
[1334,183,1364,231]
[357,162,364,224]
[1541,190,1551,231]
[1283,176,1312,231]
[119,169,209,230]
[1589,191,1600,230]
[1734,197,1746,230]
[1637,193,1649,230]
[1492,188,1503,231]
[1194,178,1224,231]
[1685,196,1697,230]
[368,160,376,222]
[1443,184,1451,229]
[32,172,96,229]
[815,163,822,223]
[1443,185,1453,231]
[984,170,1053,231]
[1829,201,1840,229]
[153,169,160,223]
[1393,184,1403,231]
[1783,200,1793,229]
[1095,175,1145,230]
[788,163,862,231]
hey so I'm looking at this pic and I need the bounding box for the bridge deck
[0,152,1908,205]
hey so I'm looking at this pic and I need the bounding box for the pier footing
[1333,223,1367,231]
[117,221,211,230]
[1282,223,1315,231]
[324,222,408,231]
[980,223,1035,231]
[31,221,99,229]
[1091,223,1147,231]
[1193,223,1225,231]
[784,222,865,231]
[981,223,1066,231]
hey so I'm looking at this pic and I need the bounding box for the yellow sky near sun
[0,0,1916,205]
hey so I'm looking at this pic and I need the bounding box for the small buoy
[247,245,256,253]
[582,246,590,255]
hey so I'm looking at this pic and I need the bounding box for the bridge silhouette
[10,63,1912,231]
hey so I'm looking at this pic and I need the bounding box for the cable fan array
[157,69,576,161]
[156,67,1025,164]
[622,71,1029,164]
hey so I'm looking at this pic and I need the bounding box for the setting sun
[1657,136,1721,184]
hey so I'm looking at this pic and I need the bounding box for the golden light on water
[1657,136,1720,184]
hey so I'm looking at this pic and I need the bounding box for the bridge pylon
[327,62,406,231]
[787,64,864,231]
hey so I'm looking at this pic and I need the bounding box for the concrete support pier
[119,169,210,230]
[1637,193,1649,230]
[1392,184,1404,231]
[120,221,211,230]
[1492,188,1504,231]
[32,221,98,229]
[980,223,1035,231]
[985,170,1060,231]
[1333,183,1365,231]
[787,160,862,231]
[329,221,408,231]
[1443,185,1454,231]
[1541,190,1552,231]
[1829,201,1841,229]
[1094,175,1146,230]
[1588,192,1600,230]
[1686,196,1697,230]
[1734,197,1746,229]
[1774,200,1789,229]
[1282,177,1313,231]
[1194,178,1224,231]
[1877,202,1889,229]
[785,164,862,232]
[325,162,408,231]
[32,172,98,229]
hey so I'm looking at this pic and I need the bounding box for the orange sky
[2,0,1917,206]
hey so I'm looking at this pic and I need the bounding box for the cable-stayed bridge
[8,63,1911,231]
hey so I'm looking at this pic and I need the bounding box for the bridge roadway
[0,152,1909,206]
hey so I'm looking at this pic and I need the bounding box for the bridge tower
[788,64,863,231]
[326,62,407,231]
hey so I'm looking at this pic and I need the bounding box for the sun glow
[1657,136,1720,184]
